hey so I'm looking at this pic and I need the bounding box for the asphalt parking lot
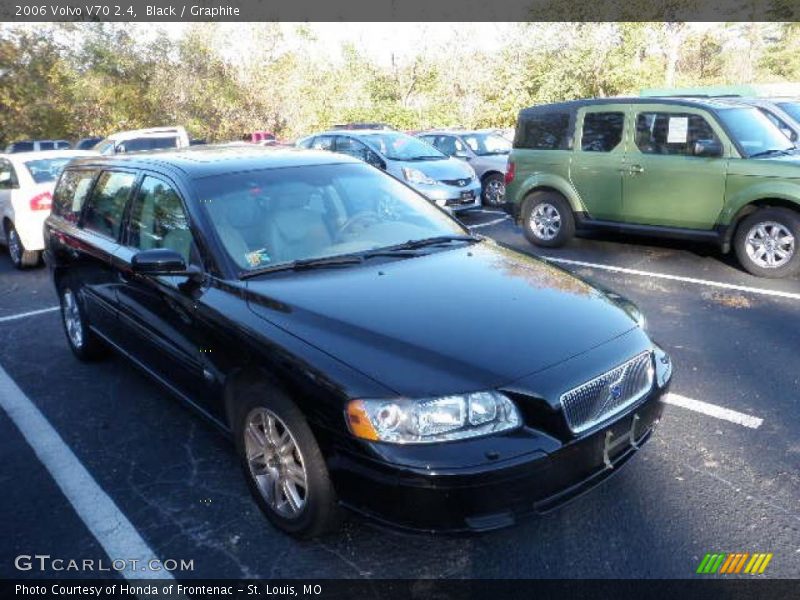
[1,208,798,580]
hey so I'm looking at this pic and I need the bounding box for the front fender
[721,179,800,225]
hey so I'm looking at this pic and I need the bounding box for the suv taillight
[504,160,515,185]
[30,191,53,211]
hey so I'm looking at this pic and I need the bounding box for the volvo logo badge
[609,383,623,400]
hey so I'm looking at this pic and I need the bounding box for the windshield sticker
[667,117,689,143]
[245,249,272,267]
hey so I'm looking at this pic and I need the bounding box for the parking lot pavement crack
[314,539,374,579]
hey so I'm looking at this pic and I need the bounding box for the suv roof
[105,126,187,141]
[64,145,359,179]
[519,97,751,116]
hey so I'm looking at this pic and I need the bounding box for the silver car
[297,130,481,212]
[417,130,511,207]
[731,98,800,143]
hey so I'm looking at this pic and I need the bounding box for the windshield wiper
[241,255,364,279]
[749,148,793,158]
[405,155,446,161]
[378,234,480,252]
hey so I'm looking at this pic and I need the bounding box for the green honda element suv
[505,98,800,278]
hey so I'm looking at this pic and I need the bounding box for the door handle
[628,164,644,174]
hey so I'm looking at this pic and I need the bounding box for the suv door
[113,174,220,412]
[570,106,628,220]
[622,107,728,229]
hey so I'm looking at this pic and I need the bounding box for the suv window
[82,171,136,239]
[635,112,720,156]
[581,112,625,152]
[8,141,34,153]
[311,136,335,151]
[52,169,98,223]
[127,176,194,263]
[516,112,571,150]
[0,160,18,190]
[38,141,55,151]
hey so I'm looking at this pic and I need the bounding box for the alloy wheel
[745,221,795,269]
[484,179,505,206]
[530,203,562,241]
[244,407,308,519]
[62,289,84,349]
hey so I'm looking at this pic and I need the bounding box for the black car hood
[245,242,638,397]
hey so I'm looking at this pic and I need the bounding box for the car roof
[315,129,401,137]
[63,145,362,179]
[1,150,97,162]
[105,126,186,141]
[419,129,500,136]
[519,96,755,115]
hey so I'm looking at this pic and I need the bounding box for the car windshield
[361,133,446,161]
[776,101,800,122]
[196,162,466,273]
[24,158,75,183]
[462,133,512,156]
[717,107,795,157]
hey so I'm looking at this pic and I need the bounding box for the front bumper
[415,181,483,212]
[329,385,666,532]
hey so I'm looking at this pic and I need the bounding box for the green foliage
[0,22,798,147]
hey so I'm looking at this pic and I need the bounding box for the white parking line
[664,393,763,429]
[0,305,60,323]
[470,216,510,229]
[0,363,173,581]
[543,256,800,301]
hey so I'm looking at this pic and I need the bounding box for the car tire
[58,282,107,361]
[734,208,800,278]
[233,381,341,538]
[6,222,40,269]
[481,173,506,207]
[522,191,575,248]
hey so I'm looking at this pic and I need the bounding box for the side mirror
[132,249,198,279]
[693,139,723,158]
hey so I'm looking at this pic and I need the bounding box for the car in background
[332,122,393,131]
[734,98,800,143]
[0,150,96,268]
[505,97,800,278]
[74,137,104,150]
[417,129,511,206]
[93,126,190,155]
[297,130,481,212]
[243,131,276,144]
[44,146,671,536]
[5,140,72,153]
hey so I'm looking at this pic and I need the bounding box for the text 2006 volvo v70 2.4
[43,146,673,537]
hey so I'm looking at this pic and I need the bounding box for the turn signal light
[345,400,379,441]
[30,191,53,211]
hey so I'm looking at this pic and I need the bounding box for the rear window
[52,169,99,224]
[24,158,74,184]
[581,112,625,152]
[117,137,179,153]
[515,112,571,150]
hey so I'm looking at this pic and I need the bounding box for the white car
[0,150,96,268]
[93,126,190,155]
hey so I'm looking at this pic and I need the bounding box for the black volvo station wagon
[44,146,673,537]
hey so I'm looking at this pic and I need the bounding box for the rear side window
[581,112,625,152]
[53,169,98,223]
[82,171,136,239]
[635,112,720,156]
[117,137,178,153]
[515,112,571,150]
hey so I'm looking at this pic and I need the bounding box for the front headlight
[402,167,437,185]
[346,391,521,444]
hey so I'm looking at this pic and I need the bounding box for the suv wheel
[522,191,575,248]
[734,208,800,278]
[58,284,106,360]
[481,173,506,207]
[6,222,40,269]
[233,382,340,538]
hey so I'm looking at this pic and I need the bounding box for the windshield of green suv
[361,133,447,161]
[196,162,466,272]
[462,133,512,156]
[717,107,795,157]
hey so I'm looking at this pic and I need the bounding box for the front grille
[560,352,654,434]
[439,177,473,187]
